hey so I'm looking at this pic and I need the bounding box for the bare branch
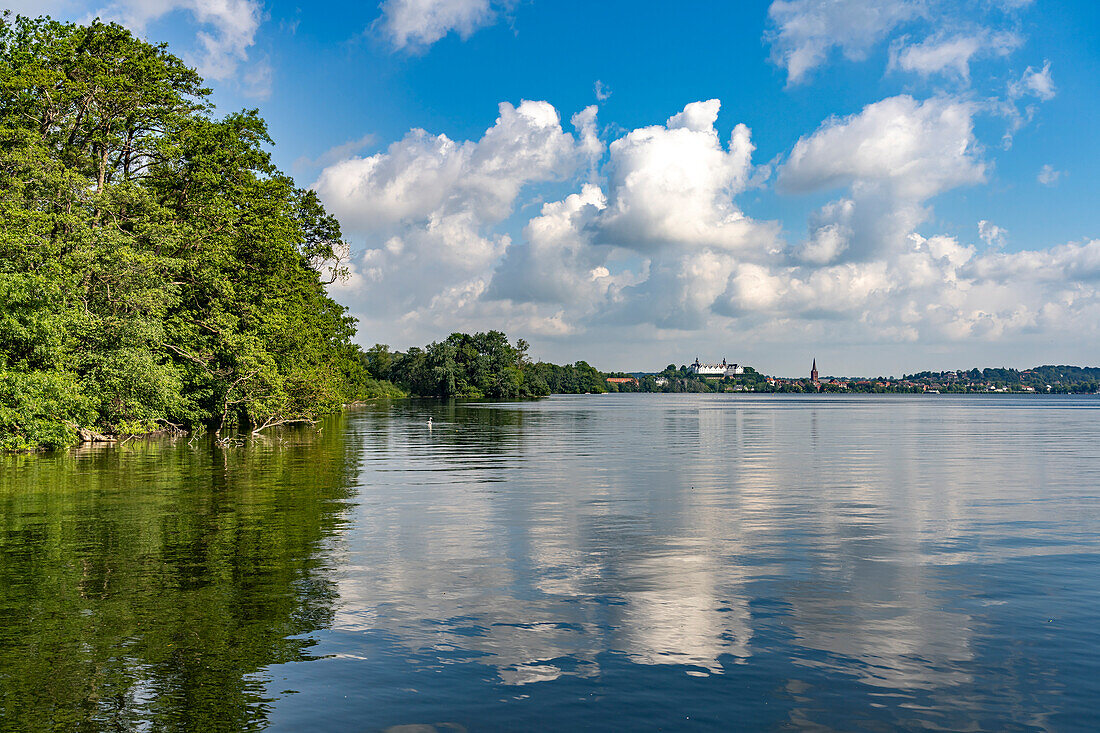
[251,417,318,435]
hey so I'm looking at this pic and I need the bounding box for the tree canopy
[0,14,370,449]
[362,331,610,398]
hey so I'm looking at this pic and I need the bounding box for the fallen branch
[251,416,318,435]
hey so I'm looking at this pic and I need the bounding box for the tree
[1,14,368,448]
[375,332,615,398]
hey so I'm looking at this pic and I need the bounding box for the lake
[2,394,1099,731]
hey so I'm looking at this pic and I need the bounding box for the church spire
[811,358,819,384]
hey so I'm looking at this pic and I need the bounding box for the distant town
[601,361,1100,394]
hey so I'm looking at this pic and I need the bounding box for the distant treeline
[603,364,1100,395]
[904,366,1100,393]
[361,332,607,398]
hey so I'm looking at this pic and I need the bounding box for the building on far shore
[690,358,744,377]
[607,377,638,386]
[811,359,819,385]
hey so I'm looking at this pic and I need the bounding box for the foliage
[527,359,608,395]
[0,370,92,451]
[0,14,371,448]
[364,332,609,398]
[904,365,1100,393]
[360,376,408,399]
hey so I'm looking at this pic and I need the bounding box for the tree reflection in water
[0,415,359,732]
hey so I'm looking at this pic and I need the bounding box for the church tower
[811,358,819,384]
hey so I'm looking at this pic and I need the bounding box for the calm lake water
[2,394,1099,731]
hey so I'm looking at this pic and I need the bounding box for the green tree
[1,14,371,448]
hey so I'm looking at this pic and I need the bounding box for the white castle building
[690,358,744,377]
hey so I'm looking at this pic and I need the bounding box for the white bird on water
[427,417,433,428]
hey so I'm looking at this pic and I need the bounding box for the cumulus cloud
[798,199,855,264]
[766,0,922,84]
[781,95,985,199]
[486,101,782,330]
[316,100,592,233]
[487,184,610,305]
[601,250,746,330]
[377,0,500,50]
[87,0,263,81]
[314,100,601,329]
[597,100,778,255]
[315,97,1100,362]
[889,30,1021,81]
[716,233,1100,344]
[780,95,985,263]
[752,92,1097,347]
[318,100,786,338]
[719,258,895,323]
[967,239,1100,284]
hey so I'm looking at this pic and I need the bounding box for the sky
[10,0,1100,375]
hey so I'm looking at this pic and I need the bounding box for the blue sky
[13,0,1100,374]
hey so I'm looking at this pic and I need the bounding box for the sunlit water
[2,394,1099,731]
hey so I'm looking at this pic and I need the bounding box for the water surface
[2,395,1098,731]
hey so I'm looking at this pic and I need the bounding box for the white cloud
[315,100,600,328]
[315,100,590,233]
[999,60,1056,147]
[609,249,745,330]
[798,199,854,264]
[488,184,610,305]
[1038,164,1064,186]
[715,234,1100,345]
[781,95,985,200]
[88,0,263,82]
[240,56,272,98]
[967,239,1100,284]
[321,100,788,338]
[1009,60,1055,101]
[738,91,1099,348]
[889,30,1021,81]
[766,0,922,84]
[316,97,1100,364]
[377,0,499,50]
[978,219,1006,248]
[594,80,612,102]
[780,95,985,263]
[3,0,265,89]
[570,105,604,166]
[597,100,778,255]
[486,101,783,331]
